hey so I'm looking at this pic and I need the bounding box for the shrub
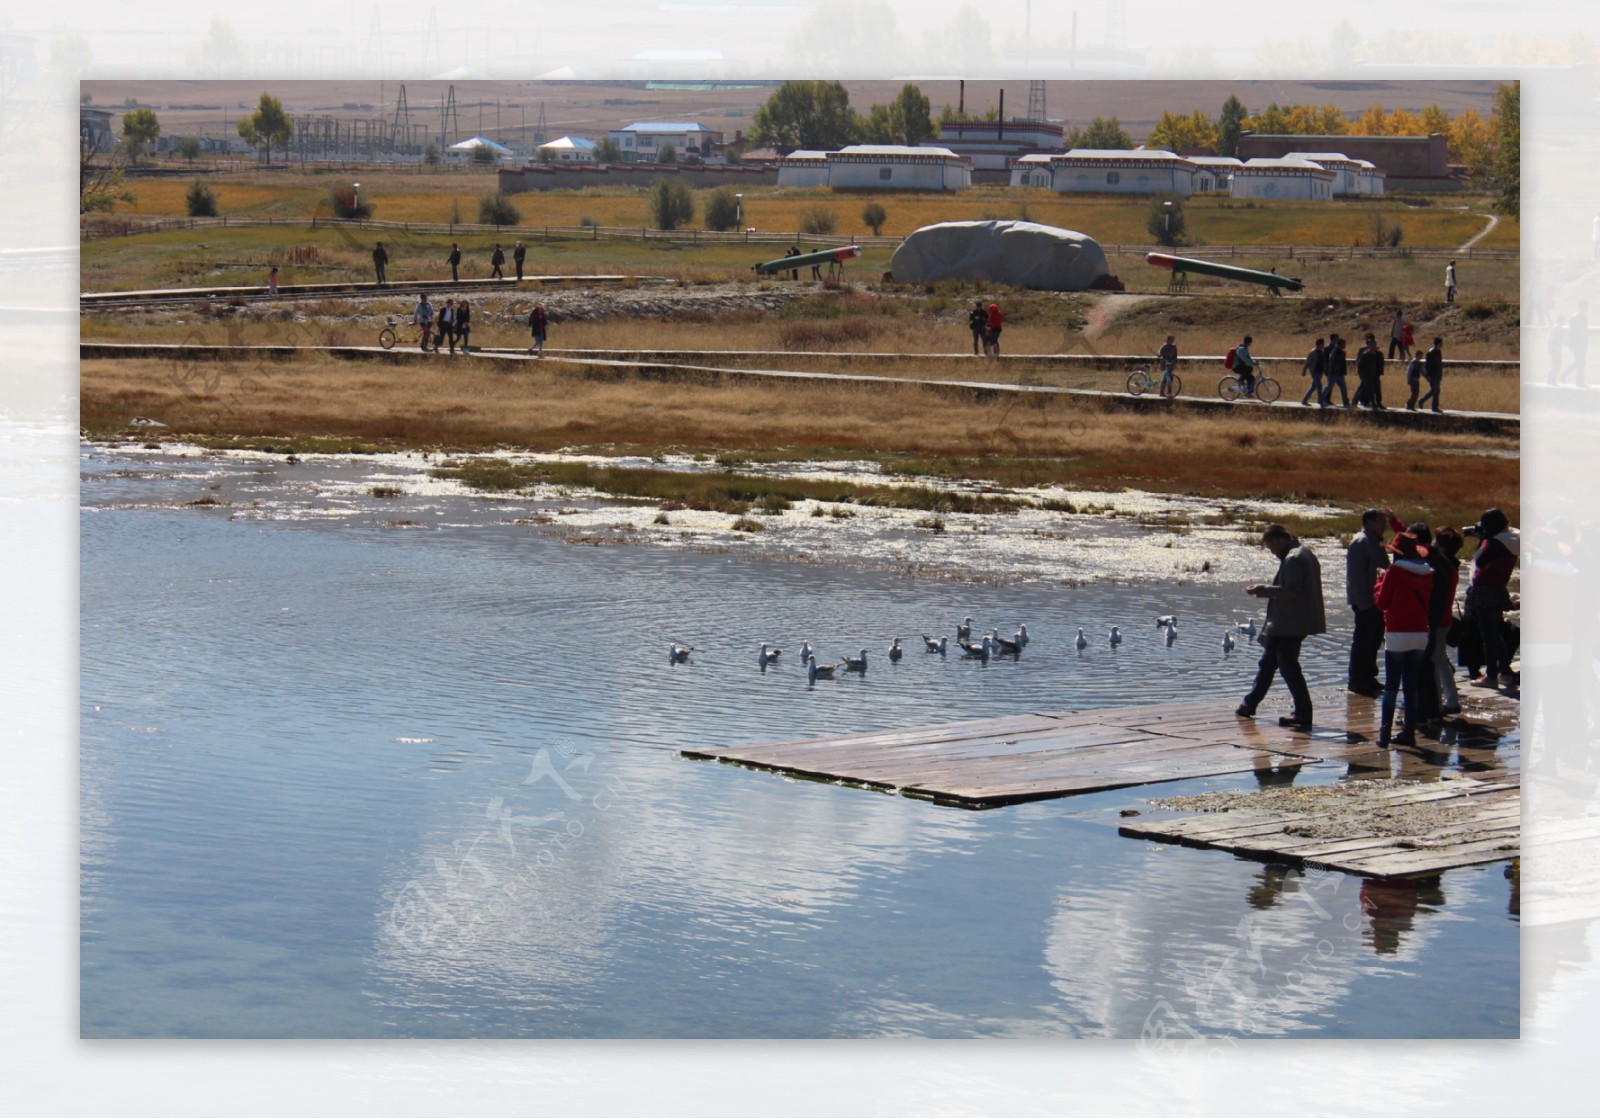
[184,179,218,217]
[648,178,694,230]
[329,184,373,219]
[423,142,440,165]
[799,204,837,235]
[1146,194,1186,246]
[478,192,521,226]
[657,142,677,164]
[730,516,764,532]
[1368,210,1403,248]
[861,200,887,235]
[579,214,599,229]
[470,144,497,165]
[704,187,741,232]
[176,137,202,164]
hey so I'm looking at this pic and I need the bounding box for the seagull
[1016,623,1030,647]
[669,642,694,663]
[990,630,1022,655]
[841,649,869,673]
[1109,626,1123,647]
[957,616,975,643]
[889,638,903,662]
[1222,630,1236,652]
[959,635,992,661]
[1074,627,1088,650]
[800,641,814,664]
[1237,618,1257,638]
[806,653,839,682]
[1165,621,1178,646]
[759,643,781,666]
[1156,615,1179,628]
[921,634,947,654]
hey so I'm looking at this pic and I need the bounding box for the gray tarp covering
[889,220,1109,291]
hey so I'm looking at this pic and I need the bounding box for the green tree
[176,137,202,164]
[424,141,441,165]
[596,136,623,162]
[470,143,497,165]
[861,200,887,235]
[703,187,741,232]
[1217,95,1248,158]
[1491,81,1519,217]
[799,204,837,235]
[648,178,694,230]
[238,92,292,165]
[185,179,218,217]
[1065,116,1133,150]
[1146,109,1218,153]
[657,141,678,165]
[749,80,859,154]
[329,184,373,219]
[120,108,160,163]
[479,192,521,226]
[80,148,134,214]
[861,83,935,147]
[1145,195,1186,247]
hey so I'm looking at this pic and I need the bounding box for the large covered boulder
[889,220,1109,291]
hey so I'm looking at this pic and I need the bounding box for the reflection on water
[80,453,1518,1038]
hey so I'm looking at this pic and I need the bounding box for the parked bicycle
[1218,363,1281,403]
[1126,365,1182,398]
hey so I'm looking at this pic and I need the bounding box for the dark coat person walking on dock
[490,244,506,280]
[1419,337,1445,412]
[1323,334,1350,406]
[1302,337,1327,406]
[1353,333,1385,409]
[514,241,527,281]
[1237,525,1327,729]
[447,243,462,283]
[372,242,388,286]
[1347,509,1391,696]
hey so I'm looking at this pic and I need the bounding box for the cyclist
[1232,335,1260,396]
[1157,334,1179,396]
[412,293,436,352]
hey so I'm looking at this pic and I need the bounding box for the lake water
[79,447,1518,1038]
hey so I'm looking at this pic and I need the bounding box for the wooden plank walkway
[1118,775,1520,879]
[683,687,1520,810]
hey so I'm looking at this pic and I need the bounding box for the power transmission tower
[441,85,460,148]
[393,84,412,154]
[421,8,441,75]
[534,102,547,145]
[364,7,384,70]
[1027,80,1046,123]
[1106,0,1127,50]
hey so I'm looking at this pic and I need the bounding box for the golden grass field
[80,351,1519,533]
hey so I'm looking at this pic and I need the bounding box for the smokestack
[959,80,964,117]
[998,89,1004,140]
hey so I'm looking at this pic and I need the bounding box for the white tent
[448,136,513,156]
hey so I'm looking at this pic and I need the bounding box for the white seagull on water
[889,638,903,662]
[1109,626,1123,647]
[921,634,947,654]
[669,642,694,663]
[1075,627,1088,650]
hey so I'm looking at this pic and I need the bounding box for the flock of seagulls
[669,614,1261,682]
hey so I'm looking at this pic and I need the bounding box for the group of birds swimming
[669,615,1261,684]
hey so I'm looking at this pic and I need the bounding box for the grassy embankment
[81,351,1519,539]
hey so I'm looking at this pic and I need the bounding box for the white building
[608,121,723,161]
[929,119,1064,172]
[778,145,971,191]
[1283,151,1386,196]
[1012,149,1197,196]
[448,136,515,161]
[537,136,597,163]
[1229,157,1338,200]
[1189,156,1242,193]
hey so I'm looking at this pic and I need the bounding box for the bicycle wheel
[1161,374,1183,399]
[1218,375,1244,402]
[1126,370,1149,396]
[378,327,397,350]
[1255,377,1281,403]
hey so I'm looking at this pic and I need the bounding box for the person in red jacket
[1375,531,1434,747]
[986,302,1003,357]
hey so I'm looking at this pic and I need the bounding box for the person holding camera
[1465,508,1520,688]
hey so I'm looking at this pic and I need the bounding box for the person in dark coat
[1353,332,1385,409]
[1322,334,1350,407]
[490,244,506,280]
[528,303,548,356]
[1466,507,1519,688]
[455,298,472,353]
[968,301,988,356]
[447,243,462,283]
[513,241,527,281]
[372,242,388,286]
[1418,337,1445,413]
[1346,508,1390,696]
[1301,337,1327,406]
[1237,525,1327,729]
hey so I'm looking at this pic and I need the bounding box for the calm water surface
[79,450,1518,1038]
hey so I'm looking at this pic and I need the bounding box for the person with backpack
[968,300,988,356]
[1322,334,1350,406]
[1301,337,1327,406]
[513,241,527,281]
[1229,335,1258,395]
[528,303,548,356]
[447,243,462,283]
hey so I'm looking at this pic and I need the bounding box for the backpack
[1224,347,1236,370]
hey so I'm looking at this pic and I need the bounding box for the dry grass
[81,352,1518,530]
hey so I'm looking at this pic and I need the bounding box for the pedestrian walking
[412,292,436,352]
[1301,337,1327,406]
[528,303,548,356]
[968,301,988,356]
[1346,508,1391,696]
[1157,334,1179,396]
[447,243,462,283]
[267,266,279,296]
[1465,507,1519,688]
[1236,525,1327,729]
[372,241,388,286]
[1565,301,1589,387]
[1405,349,1425,410]
[1418,337,1445,412]
[1445,259,1458,304]
[1353,333,1385,409]
[438,299,455,353]
[1322,334,1350,406]
[1374,531,1434,748]
[490,244,506,280]
[514,241,527,281]
[1388,309,1406,359]
[455,298,472,352]
[986,302,1004,357]
[1401,320,1415,360]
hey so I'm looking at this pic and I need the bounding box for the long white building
[1229,157,1338,200]
[1283,151,1386,196]
[777,145,971,191]
[1008,149,1197,196]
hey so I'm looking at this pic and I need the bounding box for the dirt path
[1080,293,1164,340]
[1460,211,1500,251]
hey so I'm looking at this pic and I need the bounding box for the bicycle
[1218,363,1281,403]
[378,318,434,351]
[1127,365,1183,399]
